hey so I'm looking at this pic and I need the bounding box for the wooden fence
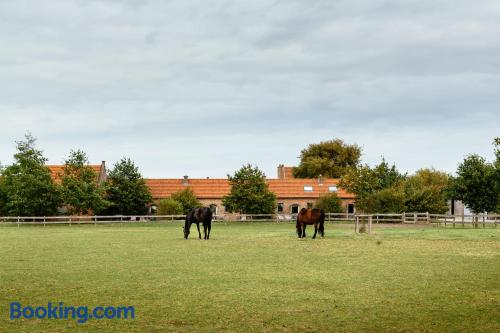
[0,213,498,229]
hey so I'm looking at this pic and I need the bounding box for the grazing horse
[184,207,213,240]
[296,208,325,239]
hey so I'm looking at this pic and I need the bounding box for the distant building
[47,161,107,184]
[146,165,356,215]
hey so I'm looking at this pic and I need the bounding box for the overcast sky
[0,0,499,178]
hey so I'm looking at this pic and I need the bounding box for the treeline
[1,134,498,216]
[0,133,152,216]
[293,138,500,214]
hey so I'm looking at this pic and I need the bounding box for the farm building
[145,165,356,215]
[47,161,108,184]
[46,162,355,214]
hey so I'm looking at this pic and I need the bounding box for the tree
[339,158,405,212]
[0,133,60,216]
[222,164,276,214]
[403,169,449,214]
[170,188,201,213]
[103,158,152,215]
[315,193,343,213]
[60,150,108,215]
[293,139,362,178]
[157,198,184,215]
[450,154,497,214]
[362,186,405,213]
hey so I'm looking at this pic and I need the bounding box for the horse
[184,207,213,240]
[296,208,325,239]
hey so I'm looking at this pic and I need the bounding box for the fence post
[426,212,429,224]
[368,216,372,234]
[354,216,359,233]
[414,214,417,224]
[43,216,46,227]
[17,216,20,228]
[401,212,405,224]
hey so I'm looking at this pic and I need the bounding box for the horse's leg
[207,222,211,240]
[203,223,208,240]
[302,224,306,238]
[312,222,318,239]
[196,222,201,239]
[320,222,324,238]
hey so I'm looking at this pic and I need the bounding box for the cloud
[0,0,499,178]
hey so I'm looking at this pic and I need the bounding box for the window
[277,203,284,213]
[328,186,337,192]
[347,204,355,214]
[291,204,299,214]
[303,186,313,192]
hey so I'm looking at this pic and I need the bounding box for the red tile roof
[47,165,103,184]
[145,178,354,200]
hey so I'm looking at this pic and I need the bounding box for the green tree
[403,169,449,214]
[315,193,343,213]
[60,150,108,215]
[339,158,405,212]
[103,158,152,215]
[0,133,60,216]
[170,188,201,213]
[450,154,497,214]
[293,139,362,178]
[222,164,276,214]
[362,186,406,213]
[157,198,184,215]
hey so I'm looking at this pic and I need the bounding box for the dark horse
[184,207,213,240]
[296,208,325,239]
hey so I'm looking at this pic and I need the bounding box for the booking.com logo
[10,302,135,324]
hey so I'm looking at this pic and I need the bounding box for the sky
[0,0,499,179]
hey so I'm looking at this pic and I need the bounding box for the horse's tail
[319,210,325,234]
[296,215,302,237]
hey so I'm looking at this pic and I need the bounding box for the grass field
[0,222,499,332]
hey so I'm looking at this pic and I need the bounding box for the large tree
[450,154,497,214]
[403,169,450,214]
[0,133,60,216]
[222,164,276,214]
[103,158,152,215]
[60,150,108,215]
[293,139,362,178]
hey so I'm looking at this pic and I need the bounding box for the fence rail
[0,213,498,228]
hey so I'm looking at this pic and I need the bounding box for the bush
[157,198,184,215]
[315,193,343,213]
[170,188,202,213]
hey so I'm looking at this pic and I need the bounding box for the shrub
[315,193,343,213]
[157,198,184,215]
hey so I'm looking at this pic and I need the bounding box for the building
[45,162,355,215]
[47,161,107,184]
[146,165,355,215]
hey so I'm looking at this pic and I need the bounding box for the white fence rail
[0,213,498,228]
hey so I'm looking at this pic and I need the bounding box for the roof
[145,178,355,200]
[47,165,104,184]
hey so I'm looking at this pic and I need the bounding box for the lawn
[0,222,498,332]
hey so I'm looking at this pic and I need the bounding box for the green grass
[0,222,499,332]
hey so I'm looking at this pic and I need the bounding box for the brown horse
[296,208,325,239]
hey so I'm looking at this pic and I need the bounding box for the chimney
[182,175,189,186]
[277,164,284,179]
[318,174,323,185]
[99,161,107,183]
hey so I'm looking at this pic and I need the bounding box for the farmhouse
[46,162,355,215]
[145,165,356,215]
